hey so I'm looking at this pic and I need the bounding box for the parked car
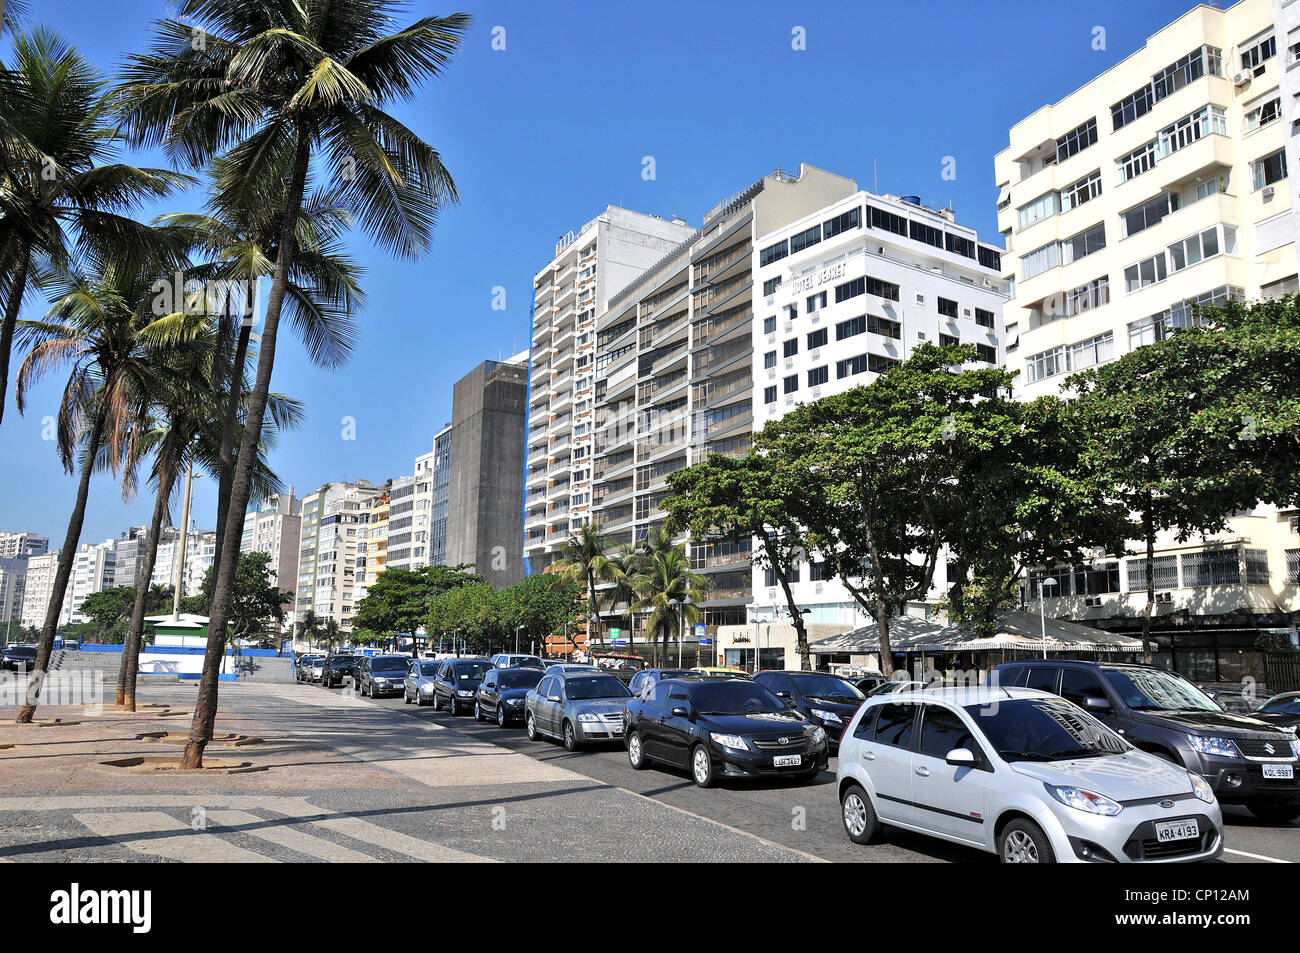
[627,668,693,698]
[431,658,494,714]
[992,660,1300,823]
[867,680,925,697]
[837,686,1224,863]
[357,654,410,698]
[690,666,752,679]
[753,670,866,748]
[525,669,632,750]
[0,645,36,671]
[295,654,322,682]
[624,677,828,787]
[475,667,545,726]
[304,656,325,683]
[321,653,358,688]
[404,659,442,706]
[487,653,546,671]
[854,674,889,695]
[1252,692,1300,732]
[543,663,597,677]
[1201,688,1260,714]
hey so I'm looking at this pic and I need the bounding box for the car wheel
[475,702,485,722]
[403,691,411,705]
[526,711,539,741]
[448,697,459,716]
[563,721,580,752]
[496,705,506,728]
[999,819,1055,864]
[627,731,647,770]
[1247,804,1300,824]
[432,692,443,712]
[690,744,716,788]
[840,783,882,844]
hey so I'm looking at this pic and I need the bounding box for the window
[1124,253,1168,293]
[1156,106,1226,159]
[1064,223,1105,263]
[945,233,976,259]
[835,277,864,303]
[1241,33,1276,73]
[1181,549,1240,587]
[975,343,997,364]
[1121,192,1179,237]
[1244,96,1281,133]
[1056,118,1097,162]
[783,338,798,358]
[790,224,821,254]
[783,375,798,395]
[836,315,866,340]
[1067,332,1114,371]
[867,314,901,339]
[764,350,776,369]
[1253,149,1287,190]
[784,303,798,321]
[874,703,917,748]
[1117,141,1157,183]
[865,276,900,301]
[974,308,995,329]
[910,219,944,247]
[1062,171,1102,210]
[868,205,907,236]
[1152,46,1221,101]
[1112,84,1155,130]
[762,276,782,296]
[807,328,828,350]
[764,385,777,404]
[1060,669,1107,707]
[763,315,776,334]
[1025,345,1066,383]
[1126,554,1179,591]
[1168,226,1235,272]
[823,206,861,238]
[868,354,899,374]
[1017,191,1060,230]
[806,291,827,313]
[807,366,828,387]
[836,354,868,378]
[937,297,959,318]
[1022,241,1062,279]
[759,240,788,266]
[919,706,976,760]
[978,246,1002,272]
[938,333,960,347]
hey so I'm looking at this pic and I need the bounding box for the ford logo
[1159,799,1175,809]
[778,737,790,745]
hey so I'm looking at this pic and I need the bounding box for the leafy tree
[428,583,501,655]
[77,587,137,639]
[629,546,705,668]
[498,573,581,654]
[555,523,611,653]
[353,564,482,654]
[295,609,324,651]
[665,452,816,669]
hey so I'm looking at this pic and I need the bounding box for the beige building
[294,480,382,632]
[240,491,301,627]
[19,552,60,629]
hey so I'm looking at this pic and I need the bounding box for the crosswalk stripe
[1224,847,1290,863]
[309,816,493,863]
[206,810,379,863]
[74,811,277,863]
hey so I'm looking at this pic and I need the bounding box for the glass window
[1055,118,1098,162]
[836,315,867,340]
[808,366,828,387]
[763,315,776,334]
[1060,669,1107,706]
[807,328,828,350]
[823,207,861,238]
[873,703,917,748]
[853,705,879,740]
[918,705,977,760]
[1026,668,1060,694]
[937,297,959,318]
[1017,191,1061,230]
[1253,149,1288,190]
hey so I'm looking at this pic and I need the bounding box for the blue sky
[3,0,1206,546]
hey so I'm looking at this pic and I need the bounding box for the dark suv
[992,660,1300,823]
[431,658,494,714]
[753,670,866,748]
[321,653,357,688]
[357,655,411,698]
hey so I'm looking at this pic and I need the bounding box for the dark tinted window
[919,706,976,759]
[650,682,673,708]
[1026,668,1059,694]
[536,676,555,698]
[874,703,917,748]
[688,681,784,713]
[564,675,631,700]
[371,657,407,672]
[1060,668,1106,706]
[853,705,879,740]
[499,670,543,689]
[965,699,1129,761]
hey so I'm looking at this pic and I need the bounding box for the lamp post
[1039,577,1058,660]
[515,625,523,654]
[668,597,692,668]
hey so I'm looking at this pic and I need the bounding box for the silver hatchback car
[837,687,1224,863]
[525,670,632,751]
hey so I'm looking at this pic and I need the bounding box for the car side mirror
[548,694,561,702]
[945,748,977,767]
[670,706,692,719]
[1083,696,1112,711]
[775,690,791,698]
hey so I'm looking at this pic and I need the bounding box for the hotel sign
[789,261,846,294]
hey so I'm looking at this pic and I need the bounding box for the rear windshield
[454,662,492,679]
[370,658,408,673]
[499,669,544,689]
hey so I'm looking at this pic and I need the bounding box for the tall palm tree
[557,523,612,657]
[12,235,203,723]
[630,546,705,668]
[118,0,469,769]
[0,29,192,426]
[296,610,323,651]
[602,543,641,636]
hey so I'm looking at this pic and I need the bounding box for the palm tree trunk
[119,462,176,710]
[211,321,252,574]
[180,138,311,769]
[0,243,32,427]
[17,402,107,723]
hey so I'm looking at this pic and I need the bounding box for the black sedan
[357,655,410,697]
[475,667,544,726]
[0,645,36,671]
[321,653,358,688]
[623,677,828,788]
[1253,692,1300,731]
[753,670,866,747]
[627,668,692,699]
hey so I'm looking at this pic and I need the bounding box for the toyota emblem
[778,736,790,745]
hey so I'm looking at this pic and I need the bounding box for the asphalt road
[339,676,1300,864]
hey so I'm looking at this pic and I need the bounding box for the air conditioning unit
[1289,515,1299,533]
[1155,592,1174,605]
[1264,186,1276,199]
[1234,70,1252,87]
[1084,595,1103,608]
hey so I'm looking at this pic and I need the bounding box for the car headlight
[457,689,473,697]
[709,732,749,751]
[1189,771,1216,804]
[811,727,827,745]
[374,678,388,685]
[578,712,600,723]
[1189,736,1239,759]
[810,708,842,725]
[1045,784,1122,816]
[506,697,522,705]
[420,683,434,693]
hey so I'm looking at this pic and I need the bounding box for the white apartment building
[1274,0,1300,271]
[746,189,1008,638]
[241,491,301,625]
[66,540,117,624]
[0,532,48,559]
[151,531,216,597]
[0,557,27,636]
[295,480,382,630]
[996,0,1300,683]
[525,207,696,573]
[20,552,60,629]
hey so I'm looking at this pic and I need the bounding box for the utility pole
[171,457,196,620]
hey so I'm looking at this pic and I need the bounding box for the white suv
[837,686,1224,863]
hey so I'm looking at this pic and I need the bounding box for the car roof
[873,686,1058,706]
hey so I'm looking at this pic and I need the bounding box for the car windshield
[510,657,545,669]
[1103,669,1220,712]
[691,681,786,714]
[329,658,351,668]
[564,675,630,700]
[789,673,864,701]
[8,647,35,656]
[417,662,439,676]
[966,699,1130,762]
[371,658,407,673]
[1260,694,1300,714]
[499,670,544,689]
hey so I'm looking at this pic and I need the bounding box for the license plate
[1154,819,1199,843]
[1262,763,1294,780]
[610,726,623,735]
[773,754,802,768]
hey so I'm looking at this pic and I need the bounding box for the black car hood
[1252,711,1300,730]
[1132,708,1293,737]
[803,696,864,716]
[699,710,810,735]
[497,686,534,700]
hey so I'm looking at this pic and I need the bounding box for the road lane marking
[309,815,493,863]
[74,811,276,863]
[1224,847,1291,863]
[206,810,379,863]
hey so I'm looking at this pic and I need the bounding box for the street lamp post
[1039,577,1058,659]
[515,625,523,654]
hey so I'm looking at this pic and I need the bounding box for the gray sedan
[525,670,632,751]
[404,659,441,706]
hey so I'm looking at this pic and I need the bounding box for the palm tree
[296,610,324,652]
[118,0,469,769]
[12,235,203,723]
[557,523,613,657]
[325,619,342,653]
[602,543,641,637]
[0,29,192,426]
[630,546,705,668]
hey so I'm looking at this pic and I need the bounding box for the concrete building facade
[294,480,382,631]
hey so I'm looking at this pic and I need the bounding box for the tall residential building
[0,532,48,559]
[356,488,390,601]
[151,531,216,597]
[241,491,301,623]
[447,354,530,587]
[20,552,60,629]
[429,425,453,566]
[112,525,178,590]
[590,165,860,641]
[996,0,1300,682]
[525,207,697,573]
[294,480,382,630]
[66,540,117,624]
[745,189,1008,643]
[0,557,28,637]
[1274,0,1300,276]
